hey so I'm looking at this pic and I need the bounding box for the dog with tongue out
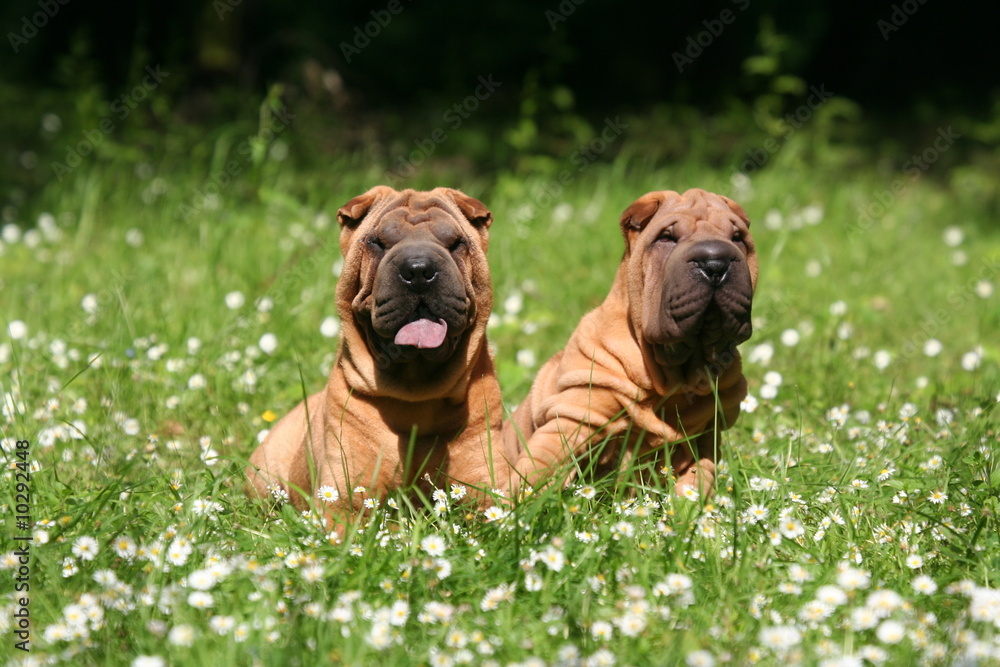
[247,186,513,529]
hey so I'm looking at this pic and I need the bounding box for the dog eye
[731,231,743,243]
[367,236,387,251]
[656,227,677,244]
[448,237,465,253]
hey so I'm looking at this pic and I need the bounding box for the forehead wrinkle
[364,189,410,223]
[656,204,704,226]
[666,196,733,223]
[687,206,709,220]
[404,211,433,225]
[371,189,454,226]
[403,201,454,226]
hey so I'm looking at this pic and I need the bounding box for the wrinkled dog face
[337,187,493,375]
[620,188,758,373]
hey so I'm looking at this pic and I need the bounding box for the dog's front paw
[674,458,716,499]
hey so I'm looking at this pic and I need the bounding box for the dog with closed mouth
[248,186,510,525]
[505,188,757,496]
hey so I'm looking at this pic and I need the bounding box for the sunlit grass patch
[1,138,998,665]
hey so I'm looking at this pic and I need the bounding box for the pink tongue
[394,318,448,349]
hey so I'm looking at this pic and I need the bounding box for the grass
[1,99,999,666]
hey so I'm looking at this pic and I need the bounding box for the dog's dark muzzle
[688,240,742,287]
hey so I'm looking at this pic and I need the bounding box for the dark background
[3,0,997,118]
[2,0,999,199]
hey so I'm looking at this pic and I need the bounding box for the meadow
[1,99,999,666]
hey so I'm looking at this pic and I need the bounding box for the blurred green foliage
[3,0,1000,226]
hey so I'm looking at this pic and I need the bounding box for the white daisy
[259,333,278,354]
[540,545,565,572]
[320,316,341,338]
[759,625,801,651]
[72,536,99,561]
[875,620,905,644]
[420,535,447,558]
[316,485,340,503]
[167,624,196,646]
[911,574,938,595]
[225,291,245,309]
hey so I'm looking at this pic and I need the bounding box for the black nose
[689,240,739,286]
[399,255,438,286]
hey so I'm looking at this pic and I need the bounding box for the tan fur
[505,188,758,496]
[247,187,512,528]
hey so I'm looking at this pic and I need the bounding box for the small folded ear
[619,191,666,235]
[337,186,395,228]
[450,191,493,229]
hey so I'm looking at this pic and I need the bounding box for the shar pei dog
[505,188,757,497]
[248,186,511,526]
